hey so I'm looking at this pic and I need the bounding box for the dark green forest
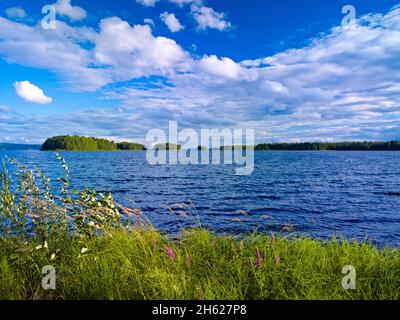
[154,143,182,151]
[40,136,146,151]
[254,141,400,151]
[117,142,147,151]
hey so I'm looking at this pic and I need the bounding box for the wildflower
[275,255,281,264]
[44,241,48,249]
[50,253,56,260]
[81,247,89,254]
[164,245,176,261]
[35,245,43,250]
[88,221,95,227]
[256,248,262,269]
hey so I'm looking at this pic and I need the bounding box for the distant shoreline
[2,148,400,152]
[1,138,400,152]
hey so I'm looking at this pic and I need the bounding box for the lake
[1,150,400,246]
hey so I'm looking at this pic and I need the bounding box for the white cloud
[54,0,87,21]
[198,55,242,79]
[144,18,155,27]
[136,0,159,7]
[5,7,27,19]
[14,81,53,105]
[94,17,189,78]
[0,17,110,91]
[160,12,185,32]
[191,5,231,31]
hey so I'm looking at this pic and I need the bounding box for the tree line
[40,136,400,151]
[254,141,400,151]
[41,136,146,151]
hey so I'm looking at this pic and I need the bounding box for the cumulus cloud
[160,12,185,32]
[1,6,400,142]
[94,17,189,79]
[53,0,87,21]
[5,7,27,19]
[191,5,231,31]
[198,55,243,79]
[0,17,107,91]
[14,81,53,105]
[136,0,159,7]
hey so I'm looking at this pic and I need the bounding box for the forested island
[41,136,146,151]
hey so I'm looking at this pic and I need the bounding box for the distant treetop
[40,136,400,152]
[254,141,400,151]
[41,136,146,151]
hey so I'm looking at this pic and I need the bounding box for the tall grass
[0,155,399,300]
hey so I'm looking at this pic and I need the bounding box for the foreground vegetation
[0,155,399,300]
[1,228,400,300]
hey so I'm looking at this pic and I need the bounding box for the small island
[41,135,146,151]
[154,143,182,151]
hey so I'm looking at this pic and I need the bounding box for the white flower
[81,248,89,254]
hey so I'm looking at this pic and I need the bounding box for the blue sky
[0,0,399,144]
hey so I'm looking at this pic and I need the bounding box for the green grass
[0,228,399,300]
[0,154,399,300]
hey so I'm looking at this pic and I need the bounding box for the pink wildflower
[164,245,176,261]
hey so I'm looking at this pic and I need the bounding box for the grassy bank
[1,229,400,300]
[0,155,399,300]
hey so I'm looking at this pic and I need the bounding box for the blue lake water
[1,150,400,246]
